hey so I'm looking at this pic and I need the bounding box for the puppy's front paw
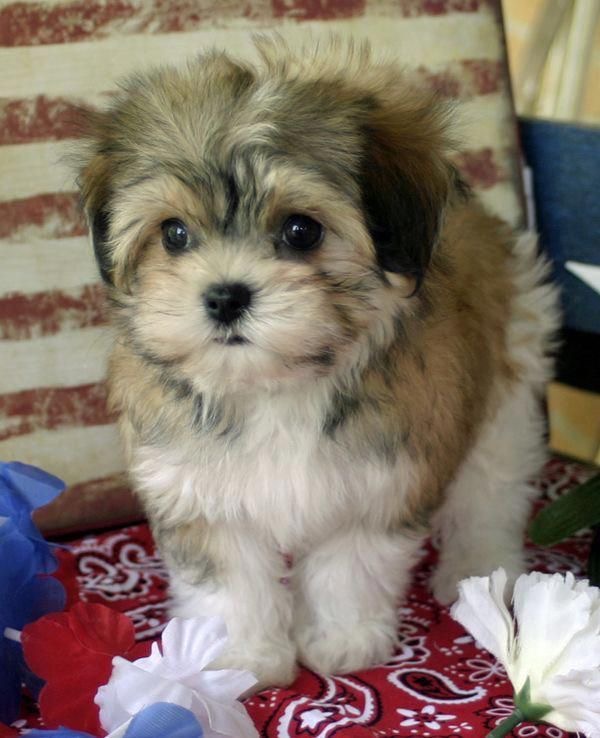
[430,567,462,605]
[432,557,525,606]
[295,620,397,675]
[209,638,298,692]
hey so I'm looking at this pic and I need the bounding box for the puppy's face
[80,42,456,391]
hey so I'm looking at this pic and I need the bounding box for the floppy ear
[79,156,114,285]
[76,110,116,286]
[89,208,112,284]
[359,92,456,291]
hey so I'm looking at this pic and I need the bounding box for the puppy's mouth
[213,335,249,346]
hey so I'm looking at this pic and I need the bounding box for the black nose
[203,282,252,325]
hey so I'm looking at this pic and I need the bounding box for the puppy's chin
[182,336,338,393]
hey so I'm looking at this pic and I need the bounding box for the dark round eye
[161,219,189,253]
[281,215,323,251]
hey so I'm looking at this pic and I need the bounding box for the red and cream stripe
[0,0,494,48]
[0,0,522,531]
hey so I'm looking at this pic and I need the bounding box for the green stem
[486,709,524,738]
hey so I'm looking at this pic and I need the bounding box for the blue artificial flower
[124,703,204,738]
[26,702,204,738]
[27,728,94,738]
[0,462,67,725]
[0,520,65,723]
[0,461,65,574]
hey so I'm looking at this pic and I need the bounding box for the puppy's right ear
[77,111,115,285]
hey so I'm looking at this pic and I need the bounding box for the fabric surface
[519,118,600,336]
[0,0,524,531]
[11,456,595,738]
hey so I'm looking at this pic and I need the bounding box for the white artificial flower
[451,568,600,738]
[95,615,259,738]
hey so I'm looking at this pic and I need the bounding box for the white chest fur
[132,386,415,550]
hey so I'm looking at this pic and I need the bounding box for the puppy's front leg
[293,527,422,675]
[160,520,297,689]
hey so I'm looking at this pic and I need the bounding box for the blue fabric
[26,703,204,738]
[125,703,204,738]
[520,117,600,335]
[0,520,66,723]
[27,728,94,738]
[0,462,65,574]
[0,462,67,724]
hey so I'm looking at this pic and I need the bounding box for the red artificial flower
[0,724,19,738]
[22,602,149,735]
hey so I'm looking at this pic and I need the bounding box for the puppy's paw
[295,620,397,675]
[430,567,462,606]
[432,557,524,606]
[209,638,298,692]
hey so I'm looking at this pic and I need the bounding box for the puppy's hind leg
[293,526,422,675]
[162,521,297,690]
[431,382,545,605]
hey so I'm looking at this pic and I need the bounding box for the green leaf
[529,473,600,546]
[515,679,552,722]
[589,525,600,587]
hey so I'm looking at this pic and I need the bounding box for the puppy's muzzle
[203,282,253,326]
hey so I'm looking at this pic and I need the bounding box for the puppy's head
[79,39,457,392]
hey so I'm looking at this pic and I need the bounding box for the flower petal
[95,658,135,732]
[511,572,596,692]
[23,603,142,733]
[0,463,65,574]
[0,518,38,592]
[96,657,194,733]
[193,693,258,738]
[1,462,65,509]
[545,606,600,680]
[450,568,513,666]
[575,577,600,605]
[39,675,108,735]
[158,616,229,679]
[68,602,136,656]
[23,612,103,680]
[542,670,600,736]
[187,668,257,703]
[17,575,66,631]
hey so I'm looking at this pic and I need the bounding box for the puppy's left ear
[359,91,457,291]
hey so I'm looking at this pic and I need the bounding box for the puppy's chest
[195,399,361,537]
[134,391,413,547]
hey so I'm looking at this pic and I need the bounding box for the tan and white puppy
[77,39,559,688]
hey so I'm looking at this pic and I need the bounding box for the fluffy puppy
[77,38,559,688]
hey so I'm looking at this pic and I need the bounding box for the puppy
[77,38,559,688]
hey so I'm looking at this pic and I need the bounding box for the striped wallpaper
[0,0,523,530]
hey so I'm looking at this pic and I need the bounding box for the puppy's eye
[161,219,189,253]
[281,215,323,251]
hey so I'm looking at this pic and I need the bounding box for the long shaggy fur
[77,38,560,687]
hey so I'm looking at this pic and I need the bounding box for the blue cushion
[519,117,600,335]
